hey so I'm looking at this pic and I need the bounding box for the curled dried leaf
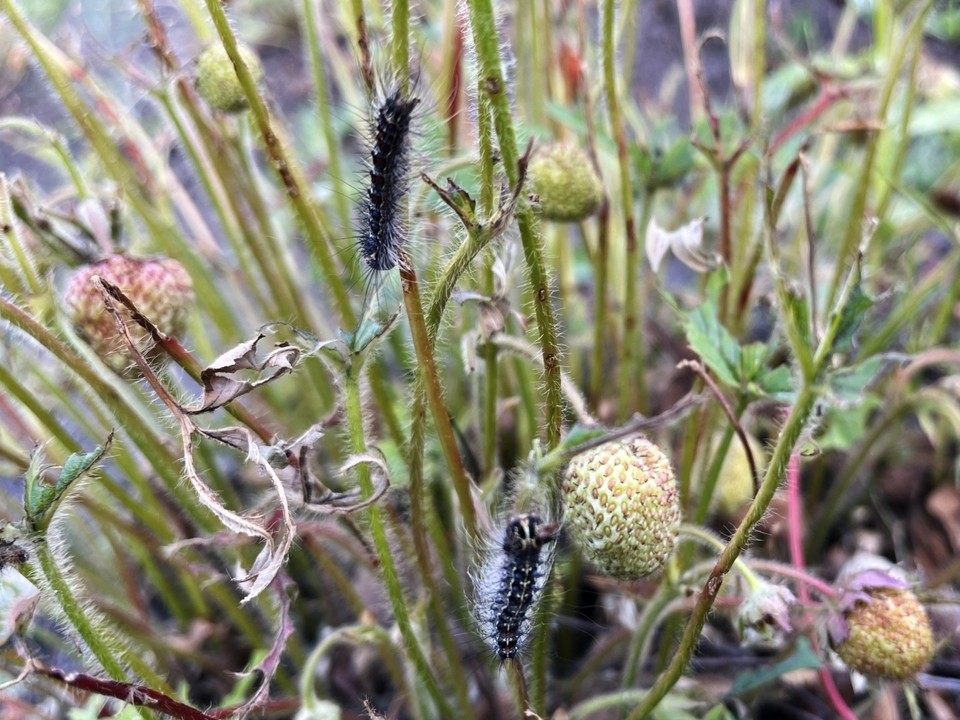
[300,453,391,515]
[646,217,722,273]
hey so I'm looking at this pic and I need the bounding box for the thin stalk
[478,91,499,475]
[570,690,652,720]
[591,197,610,408]
[508,660,531,718]
[619,191,653,421]
[528,581,557,714]
[0,118,89,196]
[625,383,817,719]
[824,2,933,312]
[400,256,477,539]
[464,0,564,447]
[618,0,640,92]
[859,247,960,357]
[202,0,353,325]
[391,0,410,93]
[483,256,499,475]
[0,176,41,295]
[343,365,454,718]
[301,0,350,230]
[603,0,646,417]
[26,545,139,701]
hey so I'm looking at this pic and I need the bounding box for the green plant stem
[391,0,410,92]
[625,384,816,719]
[590,198,610,408]
[620,581,680,691]
[0,118,89,196]
[343,363,454,719]
[202,0,351,325]
[824,2,932,312]
[400,257,477,539]
[483,257,499,476]
[464,0,563,447]
[604,0,646,418]
[478,91,499,475]
[0,177,41,296]
[301,0,350,230]
[571,690,652,720]
[26,544,137,695]
[619,190,653,421]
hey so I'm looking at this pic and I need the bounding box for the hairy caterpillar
[476,513,559,660]
[358,87,420,275]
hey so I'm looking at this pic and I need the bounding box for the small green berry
[64,255,193,375]
[834,587,934,680]
[194,43,263,113]
[528,143,603,222]
[561,437,681,580]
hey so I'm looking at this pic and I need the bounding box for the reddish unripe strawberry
[64,255,193,374]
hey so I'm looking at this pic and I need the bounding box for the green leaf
[23,448,54,526]
[702,705,737,720]
[25,435,112,532]
[819,401,880,451]
[756,365,796,401]
[730,637,821,696]
[832,282,874,353]
[58,438,110,495]
[827,355,892,402]
[781,287,815,374]
[684,299,741,388]
[740,342,770,383]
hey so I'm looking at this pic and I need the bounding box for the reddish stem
[769,85,847,156]
[786,452,857,720]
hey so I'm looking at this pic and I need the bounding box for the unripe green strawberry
[64,255,193,375]
[194,43,263,113]
[528,144,603,222]
[834,587,934,680]
[561,437,680,579]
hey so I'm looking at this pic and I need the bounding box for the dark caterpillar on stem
[477,513,558,660]
[359,87,420,274]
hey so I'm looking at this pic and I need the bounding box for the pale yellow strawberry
[561,437,680,580]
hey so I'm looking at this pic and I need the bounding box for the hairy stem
[464,0,563,447]
[342,366,454,718]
